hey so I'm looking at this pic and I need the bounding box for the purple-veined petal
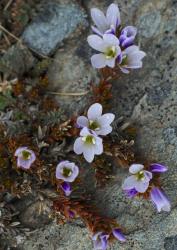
[150,187,171,212]
[122,175,137,190]
[87,35,106,52]
[80,127,90,137]
[73,138,84,155]
[129,164,144,174]
[149,163,168,173]
[87,103,102,120]
[120,67,130,74]
[124,188,138,198]
[106,58,116,68]
[91,25,104,36]
[77,116,89,128]
[103,34,120,46]
[98,113,115,127]
[91,54,106,69]
[94,137,103,155]
[61,182,72,196]
[97,125,112,136]
[91,8,108,33]
[134,180,149,193]
[112,229,126,242]
[144,171,153,181]
[83,145,95,163]
[106,3,121,28]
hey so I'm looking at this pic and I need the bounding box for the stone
[22,1,88,55]
[0,44,35,78]
[164,235,177,250]
[47,38,99,116]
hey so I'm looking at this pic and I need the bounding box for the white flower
[91,3,121,36]
[77,103,115,136]
[122,164,152,193]
[87,34,121,69]
[119,45,146,74]
[74,127,103,163]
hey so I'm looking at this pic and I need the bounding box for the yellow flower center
[89,120,100,131]
[105,46,117,59]
[62,167,72,177]
[22,150,31,160]
[82,135,96,145]
[135,171,145,181]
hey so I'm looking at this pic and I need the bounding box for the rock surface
[22,1,88,55]
[4,0,177,249]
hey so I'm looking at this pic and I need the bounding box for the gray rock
[0,44,35,78]
[47,38,99,116]
[164,235,177,250]
[22,1,88,55]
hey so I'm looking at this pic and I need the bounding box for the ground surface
[0,0,177,249]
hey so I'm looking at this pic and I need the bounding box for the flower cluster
[87,3,146,73]
[56,161,79,196]
[74,103,115,162]
[92,228,125,250]
[122,163,171,212]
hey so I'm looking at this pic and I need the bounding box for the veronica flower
[119,45,146,74]
[56,161,79,182]
[149,163,168,173]
[92,232,109,250]
[112,228,126,242]
[119,26,137,48]
[87,34,121,69]
[15,147,36,169]
[122,164,152,193]
[61,182,72,196]
[74,127,103,163]
[91,3,121,36]
[150,187,171,212]
[77,103,115,136]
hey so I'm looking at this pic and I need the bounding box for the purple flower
[124,188,138,198]
[74,127,103,163]
[56,161,79,182]
[87,34,121,68]
[112,228,126,242]
[91,3,121,36]
[149,163,168,173]
[119,26,137,48]
[61,182,72,196]
[92,232,109,250]
[77,103,115,136]
[14,147,36,169]
[119,45,146,74]
[122,164,152,193]
[150,187,171,212]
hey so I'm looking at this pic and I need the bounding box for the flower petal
[91,54,106,69]
[106,58,116,68]
[135,180,149,193]
[73,138,84,155]
[87,35,106,52]
[91,8,108,33]
[122,175,137,190]
[94,137,103,155]
[97,125,112,136]
[76,116,89,128]
[83,145,95,163]
[91,25,104,36]
[150,187,171,212]
[98,113,115,127]
[149,163,168,173]
[112,229,126,242]
[87,103,102,120]
[106,3,121,28]
[129,164,144,174]
[103,34,120,46]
